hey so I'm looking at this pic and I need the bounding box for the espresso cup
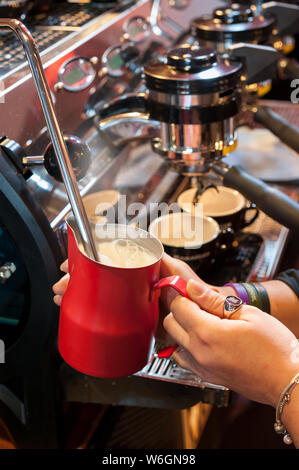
[83,190,120,223]
[177,186,259,233]
[148,212,221,270]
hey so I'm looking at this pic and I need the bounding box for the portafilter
[97,43,244,175]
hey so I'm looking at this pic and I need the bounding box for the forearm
[214,281,299,337]
[261,280,299,338]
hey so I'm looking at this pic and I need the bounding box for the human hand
[164,279,299,408]
[159,253,211,313]
[51,254,209,308]
[53,259,69,306]
[52,254,211,313]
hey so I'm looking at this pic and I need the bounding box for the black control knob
[44,135,91,183]
[167,45,217,71]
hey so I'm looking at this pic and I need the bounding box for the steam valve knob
[167,45,217,71]
[44,135,91,182]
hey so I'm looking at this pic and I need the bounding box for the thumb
[187,279,226,318]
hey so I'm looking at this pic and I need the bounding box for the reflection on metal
[149,0,173,40]
[0,340,4,364]
[136,339,229,403]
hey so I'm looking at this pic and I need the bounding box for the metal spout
[0,19,98,261]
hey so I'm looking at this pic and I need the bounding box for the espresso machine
[97,41,299,232]
[188,1,299,153]
[0,0,298,449]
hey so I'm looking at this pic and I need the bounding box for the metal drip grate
[136,340,228,395]
[0,3,111,75]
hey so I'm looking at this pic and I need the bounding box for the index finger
[60,259,69,273]
[170,295,221,333]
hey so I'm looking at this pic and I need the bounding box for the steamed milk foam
[97,239,157,268]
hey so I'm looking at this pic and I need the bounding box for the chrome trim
[149,0,174,40]
[98,111,158,130]
[157,118,236,156]
[22,155,45,165]
[150,89,229,107]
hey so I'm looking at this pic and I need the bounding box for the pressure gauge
[123,16,151,43]
[101,45,127,77]
[58,57,96,92]
[169,0,190,9]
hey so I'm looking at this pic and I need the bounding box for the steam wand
[0,19,98,261]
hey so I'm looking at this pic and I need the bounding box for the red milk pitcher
[58,217,189,378]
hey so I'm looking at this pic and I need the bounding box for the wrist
[274,368,299,446]
[270,362,299,409]
[281,371,299,425]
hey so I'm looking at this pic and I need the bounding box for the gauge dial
[169,0,190,9]
[123,16,151,43]
[101,45,127,77]
[58,57,96,92]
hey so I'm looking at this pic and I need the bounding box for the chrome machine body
[191,2,299,86]
[99,43,244,174]
[0,0,298,449]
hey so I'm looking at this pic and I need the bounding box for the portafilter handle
[252,105,299,155]
[279,58,299,81]
[210,163,299,234]
[0,19,98,261]
[263,2,299,37]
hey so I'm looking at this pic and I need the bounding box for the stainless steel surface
[98,111,160,144]
[169,0,191,10]
[0,19,98,261]
[150,89,231,107]
[97,43,242,174]
[137,340,229,394]
[98,107,237,174]
[22,155,44,165]
[153,118,237,174]
[0,1,151,146]
[149,0,174,40]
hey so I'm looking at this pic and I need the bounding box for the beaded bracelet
[274,372,299,445]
